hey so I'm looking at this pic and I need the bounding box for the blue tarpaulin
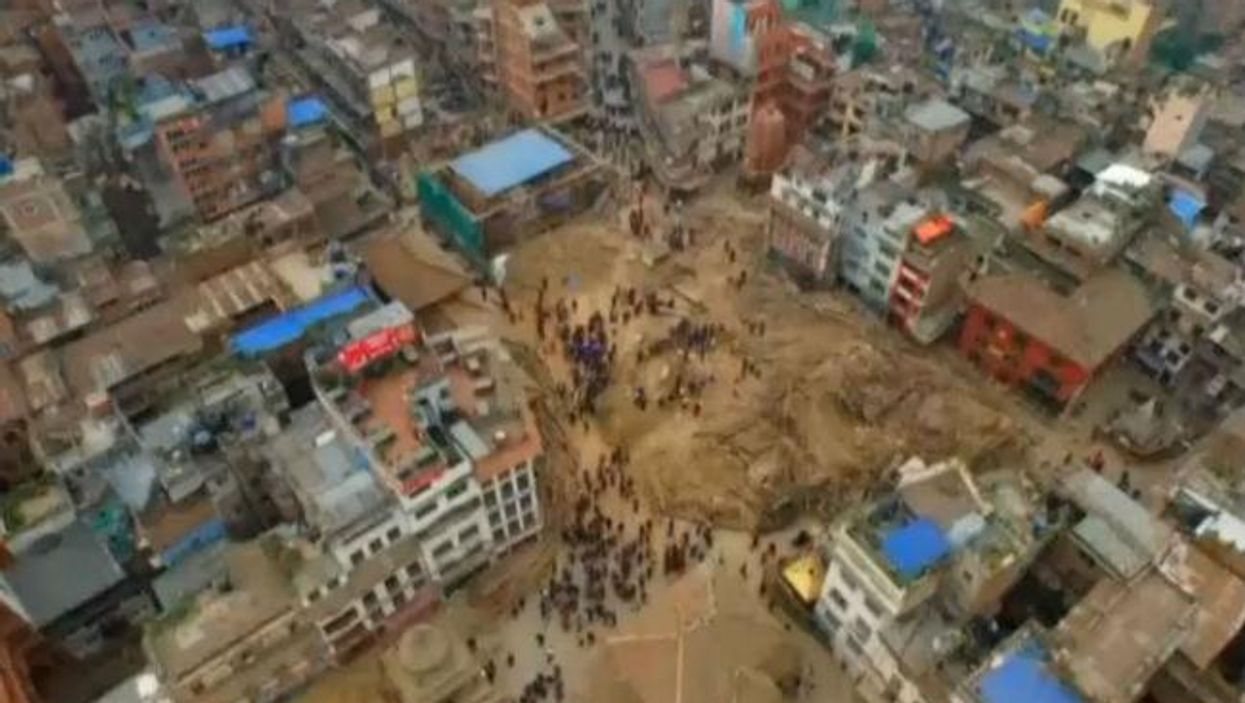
[0,157,11,177]
[881,517,952,579]
[288,96,328,127]
[232,286,370,356]
[204,26,252,51]
[980,641,1083,703]
[1169,190,1205,230]
[450,129,574,198]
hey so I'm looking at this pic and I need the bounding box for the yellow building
[1055,0,1164,65]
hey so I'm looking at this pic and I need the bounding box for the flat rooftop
[1055,569,1196,703]
[449,129,574,198]
[231,286,370,356]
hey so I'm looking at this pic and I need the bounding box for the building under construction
[417,128,605,267]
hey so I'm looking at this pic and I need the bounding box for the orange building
[154,68,287,221]
[493,0,587,121]
[753,20,835,156]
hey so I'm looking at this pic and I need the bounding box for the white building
[815,458,1055,703]
[296,302,544,658]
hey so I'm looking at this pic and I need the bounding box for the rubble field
[503,189,1032,531]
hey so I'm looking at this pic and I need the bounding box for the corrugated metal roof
[449,129,574,197]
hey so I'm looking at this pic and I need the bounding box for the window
[493,528,506,542]
[446,480,469,500]
[459,524,480,542]
[385,575,401,593]
[363,591,378,608]
[387,527,402,542]
[406,562,422,578]
[350,550,365,566]
[828,588,848,612]
[432,540,454,558]
[863,596,883,618]
[519,495,533,511]
[516,472,530,491]
[369,538,384,554]
[415,501,438,520]
[484,491,498,506]
[853,617,871,641]
[505,502,518,517]
[501,482,515,499]
[523,512,536,529]
[308,589,321,603]
[508,519,521,534]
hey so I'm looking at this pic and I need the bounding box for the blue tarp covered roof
[232,286,369,356]
[1169,189,1205,230]
[288,96,328,127]
[881,517,952,579]
[0,157,12,177]
[203,26,252,51]
[980,641,1083,703]
[450,129,574,198]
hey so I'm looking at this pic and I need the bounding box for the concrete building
[840,183,927,312]
[632,48,751,190]
[903,98,970,168]
[304,302,545,597]
[813,457,1056,703]
[708,0,776,77]
[144,540,327,703]
[153,67,287,221]
[766,147,857,287]
[493,0,587,121]
[264,406,437,662]
[1030,163,1161,281]
[1,514,153,659]
[889,213,974,344]
[417,128,604,265]
[284,0,422,148]
[1054,0,1163,67]
[958,269,1155,411]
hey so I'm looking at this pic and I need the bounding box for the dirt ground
[499,185,1037,531]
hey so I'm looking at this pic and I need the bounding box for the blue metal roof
[231,286,370,356]
[880,517,952,579]
[203,26,252,51]
[449,129,574,198]
[980,641,1083,703]
[288,96,328,128]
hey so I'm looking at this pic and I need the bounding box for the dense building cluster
[3,0,1245,703]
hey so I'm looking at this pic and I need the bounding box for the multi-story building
[753,21,835,150]
[889,213,974,344]
[493,0,587,121]
[632,47,751,189]
[708,0,776,77]
[266,405,437,662]
[840,182,927,312]
[285,0,422,149]
[814,457,1055,703]
[306,301,544,587]
[153,66,287,221]
[766,147,857,287]
[1054,0,1164,68]
[959,268,1155,411]
[903,98,971,168]
[1030,163,1161,281]
[144,540,327,703]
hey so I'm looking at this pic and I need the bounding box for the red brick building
[959,269,1154,410]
